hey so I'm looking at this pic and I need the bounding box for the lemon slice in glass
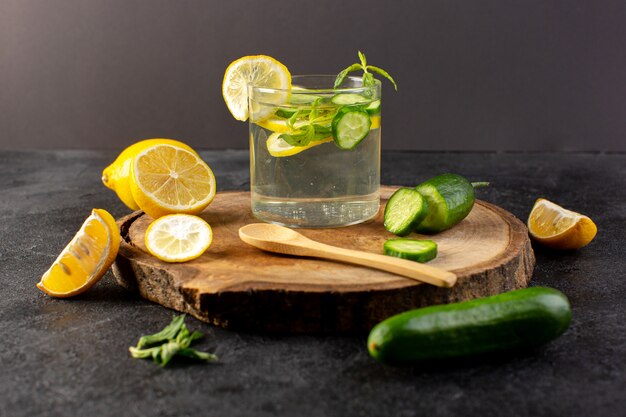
[222,55,291,122]
[145,214,213,262]
[266,132,332,158]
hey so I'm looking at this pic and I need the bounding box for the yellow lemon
[130,144,216,219]
[528,198,597,250]
[222,55,291,121]
[37,209,121,297]
[266,132,332,157]
[102,139,196,210]
[144,214,213,262]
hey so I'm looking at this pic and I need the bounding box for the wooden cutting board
[112,186,534,334]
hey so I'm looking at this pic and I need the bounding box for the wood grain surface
[112,186,535,334]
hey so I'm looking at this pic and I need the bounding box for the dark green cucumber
[414,173,475,234]
[384,239,437,262]
[383,188,428,236]
[368,287,572,366]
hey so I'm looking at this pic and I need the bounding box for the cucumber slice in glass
[331,107,371,150]
[365,99,381,115]
[383,239,438,263]
[331,93,371,106]
[384,188,428,236]
[289,94,323,105]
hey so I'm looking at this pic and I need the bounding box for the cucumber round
[414,173,475,234]
[383,188,428,236]
[384,239,437,263]
[331,93,371,106]
[368,287,572,366]
[331,107,371,150]
[365,99,381,115]
[289,93,323,105]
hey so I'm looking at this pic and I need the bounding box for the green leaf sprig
[129,314,218,367]
[280,98,337,147]
[334,51,398,91]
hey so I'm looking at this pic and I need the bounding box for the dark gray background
[1,0,625,151]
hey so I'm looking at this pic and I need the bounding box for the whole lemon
[102,139,197,210]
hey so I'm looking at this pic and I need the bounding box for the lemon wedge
[102,139,197,211]
[266,132,332,157]
[130,144,216,219]
[528,198,597,250]
[37,209,121,297]
[222,55,291,122]
[144,214,213,262]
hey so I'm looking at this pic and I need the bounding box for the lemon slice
[37,209,121,298]
[528,198,597,250]
[266,132,332,157]
[222,55,291,121]
[144,214,213,262]
[130,144,216,219]
[102,138,197,211]
[256,116,309,134]
[370,115,381,129]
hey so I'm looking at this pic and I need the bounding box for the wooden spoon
[239,223,457,288]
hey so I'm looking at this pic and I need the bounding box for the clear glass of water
[248,75,381,228]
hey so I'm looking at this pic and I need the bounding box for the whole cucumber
[414,173,475,233]
[368,287,572,366]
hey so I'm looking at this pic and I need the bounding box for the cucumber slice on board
[383,188,428,236]
[414,173,475,234]
[383,239,437,263]
[331,107,372,150]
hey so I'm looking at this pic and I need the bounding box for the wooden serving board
[112,186,535,334]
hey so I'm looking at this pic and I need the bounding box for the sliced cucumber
[331,107,371,150]
[384,239,437,263]
[414,173,475,234]
[331,93,371,106]
[289,94,323,105]
[365,99,381,115]
[383,188,428,236]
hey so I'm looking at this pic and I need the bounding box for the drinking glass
[248,75,381,228]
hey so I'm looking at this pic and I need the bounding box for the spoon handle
[301,241,457,288]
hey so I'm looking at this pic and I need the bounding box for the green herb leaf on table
[136,313,185,348]
[129,314,218,367]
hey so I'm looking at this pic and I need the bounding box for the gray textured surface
[1,150,625,417]
[1,0,626,151]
